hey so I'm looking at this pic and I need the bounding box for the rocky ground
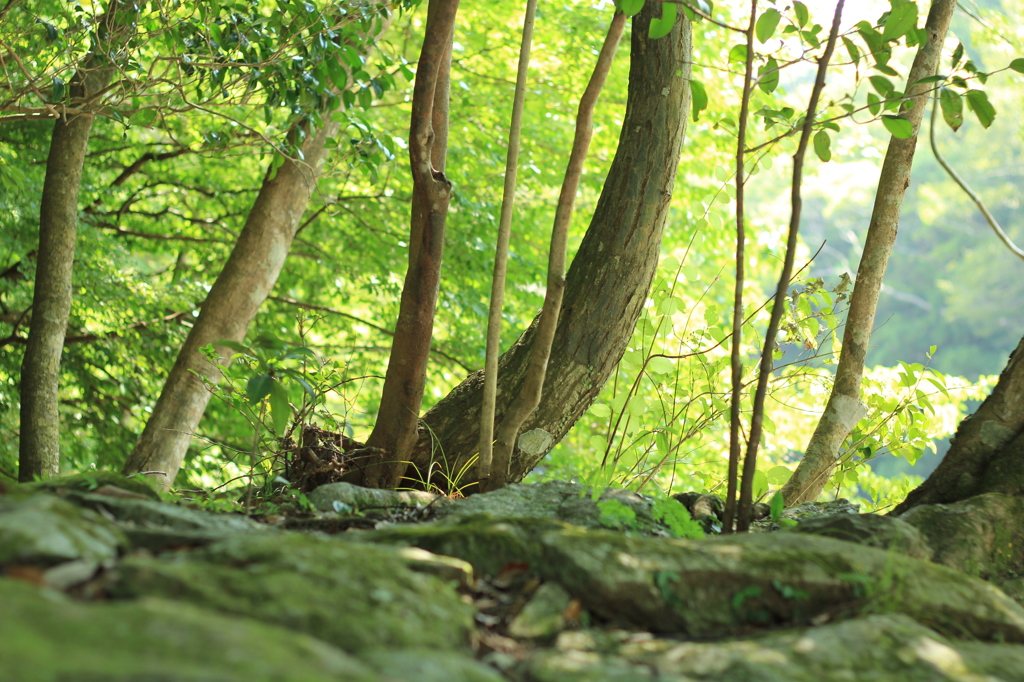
[3,473,1024,681]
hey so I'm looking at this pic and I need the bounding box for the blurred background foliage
[1,0,1021,510]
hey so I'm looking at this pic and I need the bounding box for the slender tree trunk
[356,0,458,489]
[484,11,626,493]
[478,0,538,488]
[123,11,394,490]
[780,0,956,505]
[892,335,1024,513]
[405,2,693,492]
[19,2,135,481]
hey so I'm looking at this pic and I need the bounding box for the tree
[892,333,1024,512]
[780,0,958,505]
[121,3,396,489]
[401,1,693,492]
[18,0,138,481]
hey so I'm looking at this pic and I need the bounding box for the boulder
[518,614,1024,682]
[0,578,381,682]
[111,530,476,654]
[899,493,1024,579]
[789,512,932,560]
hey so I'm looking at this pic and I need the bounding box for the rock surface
[4,474,1024,681]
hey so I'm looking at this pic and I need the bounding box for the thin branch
[738,0,846,530]
[929,94,1024,260]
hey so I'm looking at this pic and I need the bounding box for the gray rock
[789,512,932,560]
[519,614,1024,682]
[308,480,448,512]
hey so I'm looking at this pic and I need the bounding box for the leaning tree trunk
[892,335,1024,514]
[123,11,393,490]
[19,2,136,481]
[405,2,693,492]
[779,0,956,505]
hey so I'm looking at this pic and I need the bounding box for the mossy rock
[29,471,162,501]
[0,578,381,682]
[112,531,476,654]
[0,494,127,566]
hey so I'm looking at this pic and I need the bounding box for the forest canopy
[2,0,1023,514]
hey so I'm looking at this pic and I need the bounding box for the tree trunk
[892,335,1024,513]
[123,11,393,491]
[779,0,956,505]
[359,0,458,490]
[18,3,134,481]
[122,122,340,489]
[405,2,693,493]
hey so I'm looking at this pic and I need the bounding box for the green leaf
[690,80,708,122]
[869,75,894,97]
[1009,58,1024,74]
[269,381,290,433]
[649,1,677,39]
[246,373,274,404]
[813,130,831,162]
[842,36,860,65]
[867,92,881,116]
[939,87,963,131]
[769,490,785,521]
[757,57,779,94]
[755,9,781,44]
[881,115,913,138]
[615,0,644,16]
[728,44,748,65]
[129,109,157,127]
[766,466,792,485]
[793,1,809,28]
[952,42,964,69]
[881,2,917,42]
[965,89,995,128]
[752,470,768,500]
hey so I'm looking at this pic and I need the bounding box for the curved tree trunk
[124,10,394,490]
[19,3,135,481]
[405,2,693,492]
[892,335,1024,514]
[780,0,956,505]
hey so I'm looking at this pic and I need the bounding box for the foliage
[1,0,1021,507]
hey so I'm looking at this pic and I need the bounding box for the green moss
[29,471,162,501]
[112,532,475,654]
[0,578,380,681]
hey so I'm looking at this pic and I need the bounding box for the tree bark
[405,2,693,493]
[358,0,458,490]
[892,335,1024,514]
[779,0,956,505]
[123,10,393,490]
[19,3,135,481]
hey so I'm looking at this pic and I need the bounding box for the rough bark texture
[18,3,134,481]
[122,121,340,489]
[359,0,457,489]
[484,11,626,493]
[892,336,1024,514]
[123,6,393,491]
[406,3,693,493]
[780,0,956,505]
[478,0,538,487]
